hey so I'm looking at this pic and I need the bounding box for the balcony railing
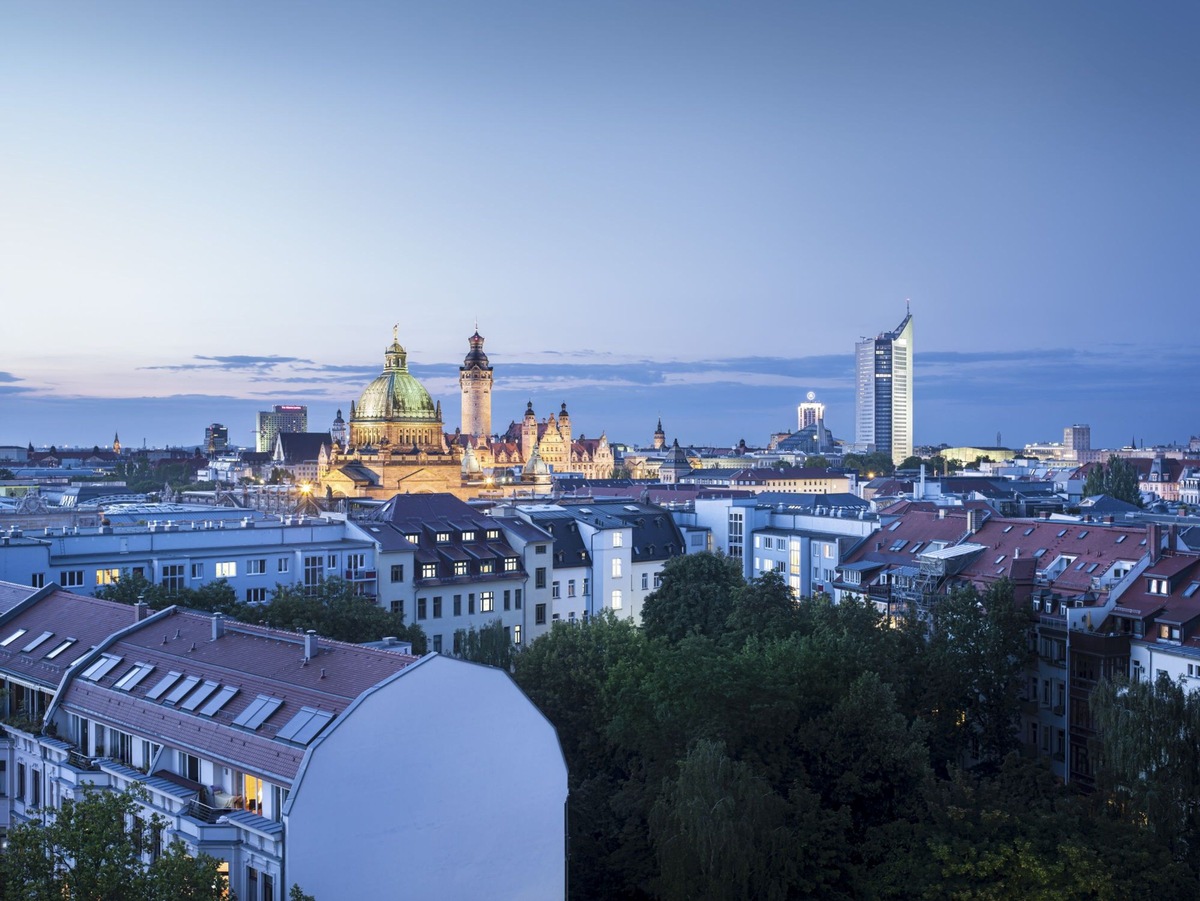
[344,569,377,581]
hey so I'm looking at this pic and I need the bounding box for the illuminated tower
[797,392,826,431]
[855,307,913,466]
[459,328,493,440]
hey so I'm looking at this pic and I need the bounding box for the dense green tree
[1091,673,1200,861]
[640,552,744,643]
[94,571,237,613]
[924,581,1028,771]
[252,577,425,651]
[722,570,802,648]
[0,468,15,480]
[1081,454,1143,506]
[649,739,801,901]
[841,451,895,477]
[453,617,514,669]
[2,786,228,901]
[804,454,830,468]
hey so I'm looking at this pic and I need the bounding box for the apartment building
[0,583,566,900]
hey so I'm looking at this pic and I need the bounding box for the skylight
[233,694,283,730]
[146,671,184,701]
[1116,534,1127,544]
[200,685,239,717]
[44,638,77,660]
[81,654,123,682]
[115,663,155,692]
[995,555,1006,565]
[1078,530,1089,539]
[164,675,202,705]
[0,628,27,647]
[1184,582,1200,599]
[1024,527,1035,536]
[21,631,54,653]
[1057,529,1068,538]
[1003,525,1014,533]
[179,680,221,712]
[276,706,335,744]
[888,521,902,531]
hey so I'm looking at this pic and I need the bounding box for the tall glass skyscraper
[255,405,308,453]
[855,310,913,466]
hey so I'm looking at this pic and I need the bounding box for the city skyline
[3,3,1197,450]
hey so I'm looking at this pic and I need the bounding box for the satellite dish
[806,391,816,401]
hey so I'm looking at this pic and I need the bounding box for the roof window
[21,631,54,653]
[81,653,122,682]
[276,706,335,744]
[200,685,239,717]
[44,638,77,660]
[234,694,283,730]
[114,662,155,691]
[145,671,184,700]
[0,628,27,647]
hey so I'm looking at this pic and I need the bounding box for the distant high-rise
[855,309,913,466]
[256,405,307,453]
[797,391,826,431]
[1063,424,1091,461]
[205,423,229,454]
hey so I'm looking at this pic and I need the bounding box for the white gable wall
[285,654,566,900]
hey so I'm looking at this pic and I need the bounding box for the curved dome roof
[461,329,491,369]
[355,338,439,422]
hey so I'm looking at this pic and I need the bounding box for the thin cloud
[141,355,314,372]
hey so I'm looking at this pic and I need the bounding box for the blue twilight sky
[1,2,1197,452]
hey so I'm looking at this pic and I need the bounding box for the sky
[2,2,1197,453]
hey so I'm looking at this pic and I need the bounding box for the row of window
[44,553,369,593]
[403,589,525,621]
[416,556,520,581]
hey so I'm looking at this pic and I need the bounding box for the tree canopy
[1,785,229,901]
[1081,455,1143,507]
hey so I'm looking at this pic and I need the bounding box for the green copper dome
[355,338,440,422]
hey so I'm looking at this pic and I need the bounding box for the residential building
[855,308,913,465]
[352,494,537,654]
[0,583,567,900]
[0,515,377,605]
[686,493,878,597]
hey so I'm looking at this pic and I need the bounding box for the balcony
[345,569,377,582]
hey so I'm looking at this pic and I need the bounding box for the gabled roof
[0,586,144,689]
[275,432,331,464]
[56,605,417,783]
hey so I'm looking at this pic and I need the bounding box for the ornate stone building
[319,326,616,501]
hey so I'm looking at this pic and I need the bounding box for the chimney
[304,630,318,660]
[966,509,980,534]
[1147,522,1162,563]
[211,613,225,641]
[135,600,149,622]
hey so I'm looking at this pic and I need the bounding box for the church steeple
[112,432,121,455]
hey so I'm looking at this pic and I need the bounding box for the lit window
[503,557,519,572]
[436,532,451,544]
[461,531,475,542]
[611,558,622,578]
[95,568,121,586]
[480,592,493,613]
[421,563,438,579]
[513,625,522,645]
[454,561,469,576]
[613,532,623,548]
[215,562,237,578]
[612,590,623,609]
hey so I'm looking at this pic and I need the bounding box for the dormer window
[435,532,451,544]
[1149,578,1170,596]
[461,531,476,542]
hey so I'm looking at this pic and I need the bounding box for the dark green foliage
[1091,673,1200,865]
[453,617,514,669]
[255,578,426,651]
[1,786,229,901]
[841,451,895,476]
[640,552,743,643]
[1081,454,1143,506]
[515,571,1192,900]
[924,581,1029,771]
[95,570,238,613]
